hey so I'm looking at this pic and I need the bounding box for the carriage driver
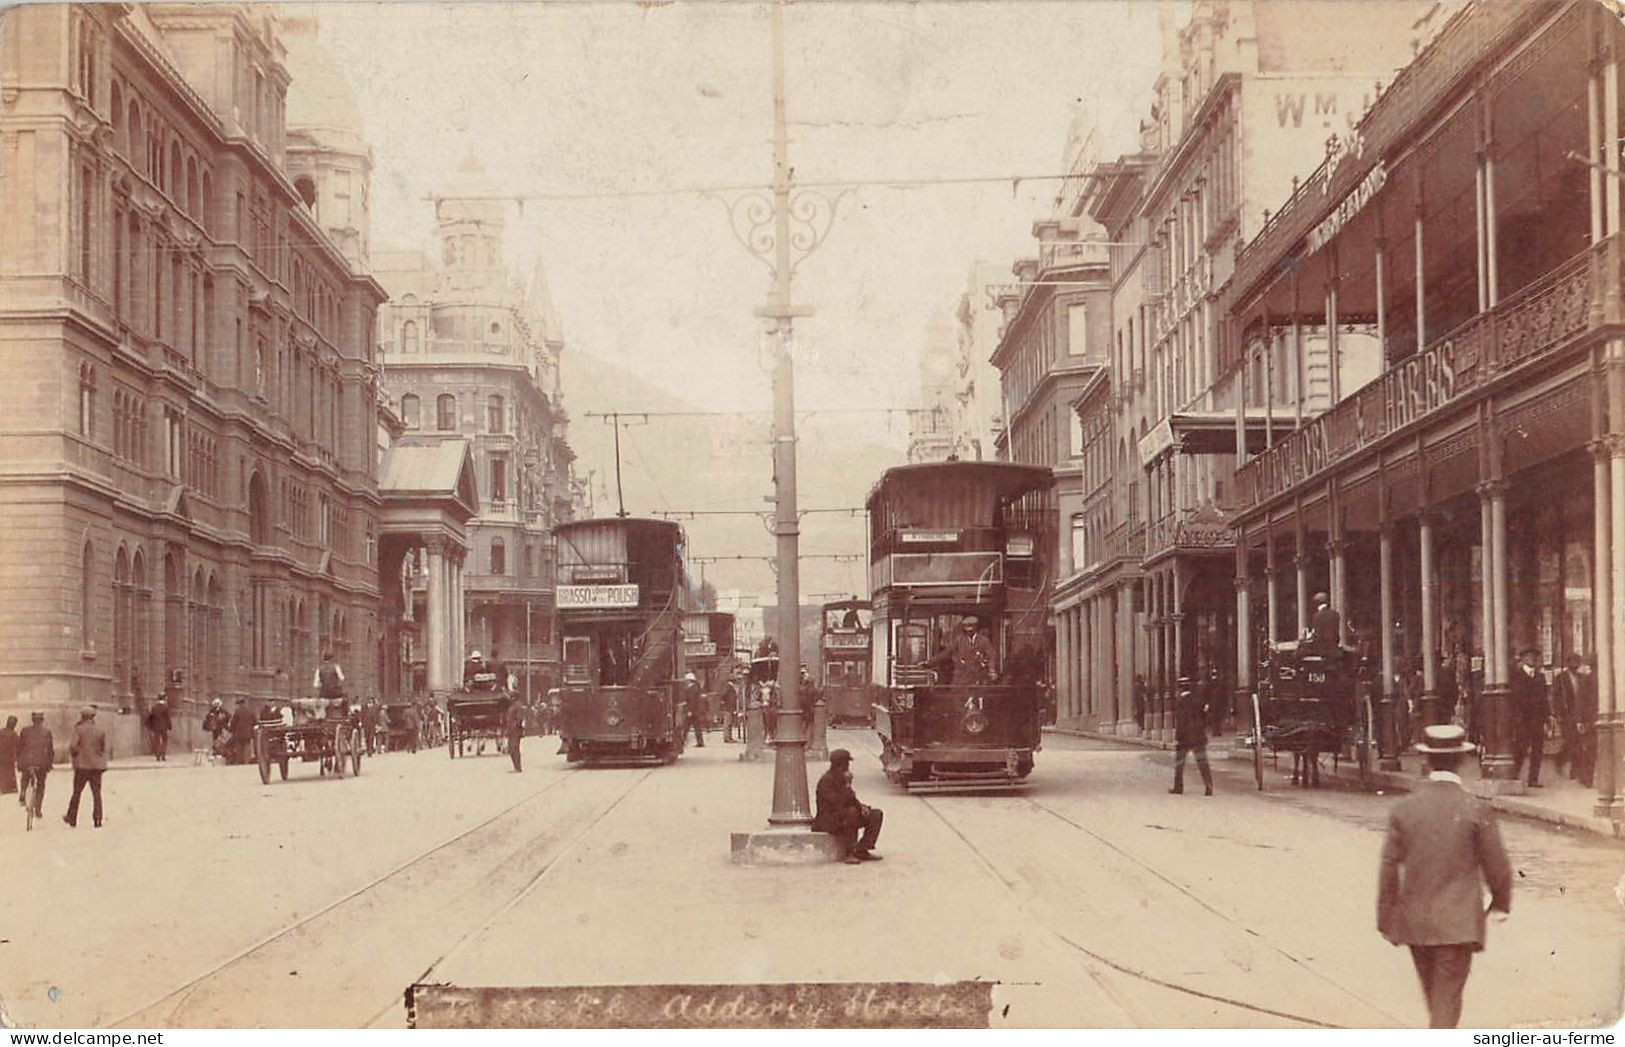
[314,649,347,703]
[927,615,998,686]
[1306,592,1342,655]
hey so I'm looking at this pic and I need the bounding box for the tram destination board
[556,583,641,609]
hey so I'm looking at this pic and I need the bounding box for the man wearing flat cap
[65,705,109,828]
[927,615,997,686]
[812,749,882,863]
[1377,723,1512,1028]
[1307,591,1341,654]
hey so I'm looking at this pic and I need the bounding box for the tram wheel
[1250,692,1265,791]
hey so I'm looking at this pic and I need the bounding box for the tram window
[825,661,844,684]
[562,636,592,685]
[895,622,929,665]
[599,629,633,687]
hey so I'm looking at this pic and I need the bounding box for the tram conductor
[928,615,998,685]
[813,749,882,863]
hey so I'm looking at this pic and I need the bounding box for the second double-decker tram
[868,461,1054,791]
[820,598,874,727]
[553,517,695,764]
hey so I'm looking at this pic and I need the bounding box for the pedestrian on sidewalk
[0,715,17,797]
[503,697,525,772]
[229,697,257,765]
[1170,676,1213,796]
[682,672,705,748]
[720,671,742,743]
[146,692,172,762]
[1550,654,1585,780]
[17,712,53,818]
[813,749,882,863]
[202,698,230,760]
[64,706,108,829]
[1378,723,1512,1029]
[1510,650,1548,788]
[1572,657,1598,788]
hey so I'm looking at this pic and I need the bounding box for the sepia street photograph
[0,0,1623,1033]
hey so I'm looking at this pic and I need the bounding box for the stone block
[729,827,845,865]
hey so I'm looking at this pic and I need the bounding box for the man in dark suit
[1169,676,1214,795]
[1378,723,1512,1028]
[1509,650,1549,787]
[1307,592,1341,654]
[16,712,53,819]
[229,697,257,765]
[1550,654,1587,781]
[146,693,172,762]
[812,749,882,863]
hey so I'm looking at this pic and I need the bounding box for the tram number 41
[963,696,986,713]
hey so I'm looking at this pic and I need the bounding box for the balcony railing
[1237,242,1601,508]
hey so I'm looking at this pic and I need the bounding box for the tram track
[112,765,655,1029]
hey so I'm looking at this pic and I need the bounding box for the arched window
[436,394,456,431]
[168,141,181,201]
[126,99,141,165]
[80,540,94,646]
[400,319,419,353]
[487,395,504,434]
[113,546,130,695]
[294,175,317,211]
[130,550,146,689]
[185,157,199,218]
[248,470,269,545]
[490,537,506,575]
[111,83,124,153]
[400,393,420,429]
[200,172,213,233]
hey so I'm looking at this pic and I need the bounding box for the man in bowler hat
[1378,723,1512,1028]
[812,749,882,863]
[1170,676,1214,795]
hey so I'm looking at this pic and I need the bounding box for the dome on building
[280,9,366,155]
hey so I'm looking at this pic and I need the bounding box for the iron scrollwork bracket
[708,186,852,280]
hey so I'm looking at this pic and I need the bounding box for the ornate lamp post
[715,0,846,827]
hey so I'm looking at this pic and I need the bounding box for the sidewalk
[1045,725,1625,840]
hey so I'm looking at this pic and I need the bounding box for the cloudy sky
[320,1,1163,415]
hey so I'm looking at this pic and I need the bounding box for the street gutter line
[109,770,581,1029]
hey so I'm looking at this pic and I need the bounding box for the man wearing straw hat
[1377,723,1513,1028]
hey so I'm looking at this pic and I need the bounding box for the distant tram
[867,461,1054,791]
[552,517,695,764]
[819,598,874,727]
[683,610,737,726]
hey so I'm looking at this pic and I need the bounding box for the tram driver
[927,615,998,686]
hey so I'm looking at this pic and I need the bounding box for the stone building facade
[374,177,575,698]
[0,4,386,749]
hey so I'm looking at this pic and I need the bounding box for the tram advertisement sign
[557,584,641,609]
[825,633,870,650]
[900,529,960,544]
[685,640,718,656]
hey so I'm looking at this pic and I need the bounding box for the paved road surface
[2,730,1619,1028]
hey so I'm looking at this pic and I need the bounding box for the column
[1072,609,1084,721]
[1603,339,1625,813]
[1480,481,1518,784]
[1118,584,1135,734]
[1235,538,1252,718]
[1414,203,1427,355]
[452,545,467,675]
[1419,510,1439,707]
[1294,523,1309,640]
[1329,536,1349,646]
[1147,579,1163,738]
[425,541,447,693]
[1592,437,1618,816]
[1379,522,1401,769]
[1266,527,1280,643]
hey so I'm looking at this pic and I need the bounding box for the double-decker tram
[820,598,874,727]
[867,461,1054,791]
[553,517,694,764]
[682,611,736,726]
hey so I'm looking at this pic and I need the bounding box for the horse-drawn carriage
[746,655,781,739]
[448,672,511,758]
[252,699,364,783]
[1246,640,1376,789]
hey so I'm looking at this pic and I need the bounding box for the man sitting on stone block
[812,749,882,863]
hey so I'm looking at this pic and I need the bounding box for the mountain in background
[561,348,907,613]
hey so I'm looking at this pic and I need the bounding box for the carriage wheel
[1250,692,1265,791]
[332,725,346,779]
[448,724,457,759]
[1358,692,1375,780]
[256,728,272,785]
[350,727,364,776]
[278,757,289,781]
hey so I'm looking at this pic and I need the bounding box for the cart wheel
[1250,692,1265,791]
[256,728,271,785]
[328,725,344,780]
[278,757,289,781]
[448,727,457,759]
[350,727,364,776]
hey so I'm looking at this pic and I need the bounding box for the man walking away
[16,712,51,816]
[147,692,172,762]
[1170,676,1214,796]
[0,715,17,797]
[1510,650,1548,787]
[503,697,526,772]
[682,672,706,748]
[812,749,882,863]
[1378,723,1512,1028]
[64,706,109,828]
[229,697,257,765]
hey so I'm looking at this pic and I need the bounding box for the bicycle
[19,771,41,832]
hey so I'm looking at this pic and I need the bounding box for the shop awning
[1139,410,1300,466]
